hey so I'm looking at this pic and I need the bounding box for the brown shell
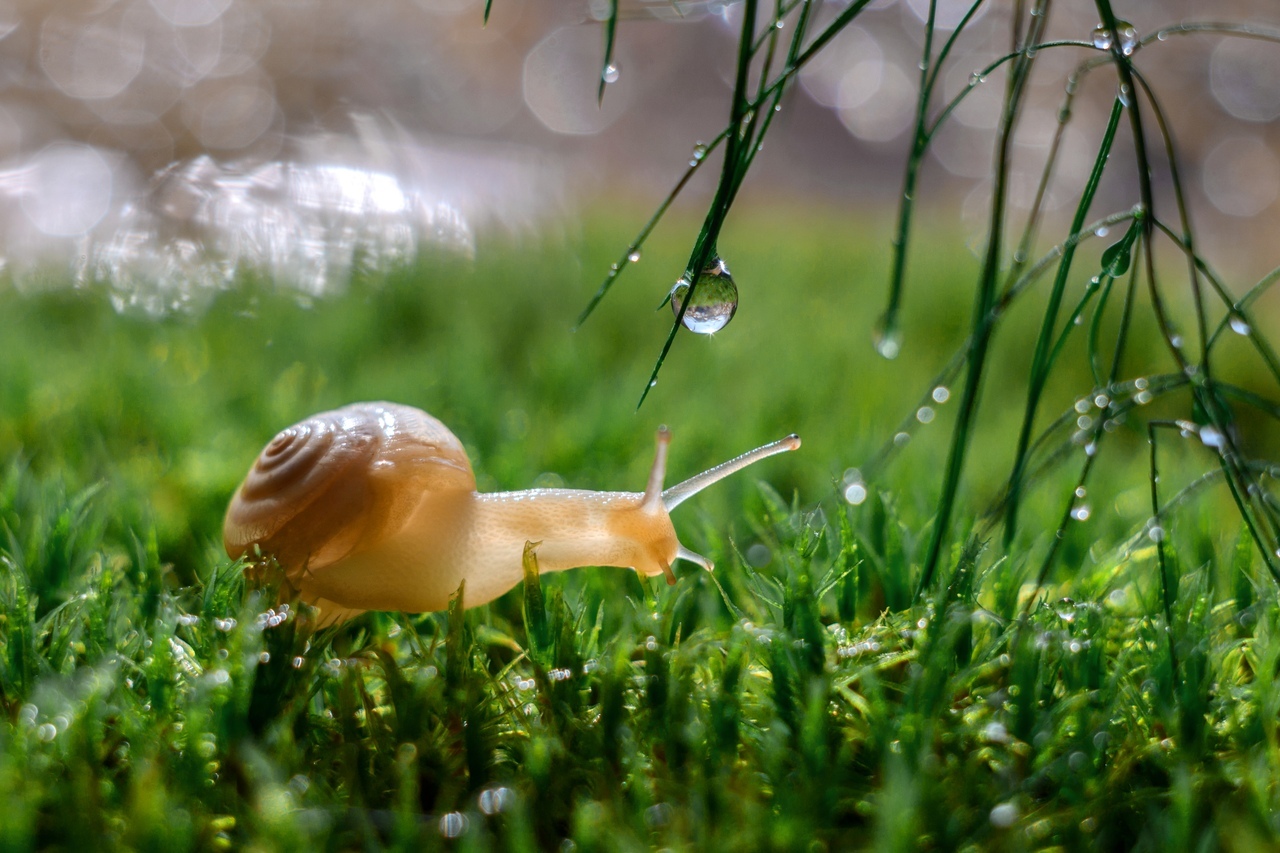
[223,402,475,576]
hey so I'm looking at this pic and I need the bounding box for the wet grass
[2,204,1279,849]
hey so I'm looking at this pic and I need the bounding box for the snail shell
[224,402,474,591]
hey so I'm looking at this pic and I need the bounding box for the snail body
[224,402,799,626]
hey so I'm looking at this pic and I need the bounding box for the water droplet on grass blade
[602,63,619,84]
[1200,425,1226,449]
[873,323,902,360]
[1092,21,1138,54]
[1230,316,1251,335]
[932,386,950,403]
[1071,504,1091,521]
[627,249,641,263]
[916,406,935,424]
[669,256,738,334]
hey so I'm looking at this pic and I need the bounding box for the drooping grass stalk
[1002,99,1124,547]
[917,1,1049,594]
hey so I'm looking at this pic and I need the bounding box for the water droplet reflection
[669,256,738,334]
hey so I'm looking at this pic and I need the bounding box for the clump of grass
[4,455,1280,848]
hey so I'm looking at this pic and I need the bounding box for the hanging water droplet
[893,431,911,447]
[1119,23,1139,54]
[1229,316,1251,336]
[1199,425,1226,449]
[1091,25,1113,50]
[932,386,950,404]
[1094,394,1110,409]
[602,63,620,84]
[1095,225,1110,238]
[692,142,707,162]
[627,249,641,264]
[1134,377,1149,390]
[1170,334,1183,348]
[916,406,935,424]
[873,323,902,360]
[1071,504,1092,521]
[668,256,738,334]
[969,71,986,85]
[1084,441,1098,457]
[1147,523,1165,543]
[1135,390,1152,405]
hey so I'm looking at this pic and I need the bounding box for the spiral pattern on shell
[223,402,477,568]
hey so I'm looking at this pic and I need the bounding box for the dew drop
[291,656,304,669]
[1084,441,1097,457]
[844,481,868,506]
[1078,415,1093,430]
[1147,524,1165,543]
[1170,334,1184,348]
[1230,316,1251,336]
[1094,394,1110,408]
[893,431,911,447]
[1075,398,1091,414]
[1074,486,1087,499]
[932,386,950,403]
[1092,21,1137,53]
[439,812,469,838]
[213,617,236,632]
[692,142,707,161]
[916,406,935,424]
[602,63,620,84]
[1199,425,1226,449]
[1071,504,1091,521]
[1134,377,1149,390]
[669,256,738,334]
[1134,390,1152,405]
[478,786,516,815]
[873,324,902,360]
[37,723,57,742]
[259,651,271,663]
[990,802,1018,828]
[627,249,641,263]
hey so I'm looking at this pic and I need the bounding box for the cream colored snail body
[224,402,800,626]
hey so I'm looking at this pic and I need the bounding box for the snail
[224,402,800,626]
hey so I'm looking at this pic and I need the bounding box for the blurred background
[0,0,1277,311]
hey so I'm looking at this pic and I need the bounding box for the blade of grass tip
[879,0,942,356]
[918,3,1042,594]
[638,0,758,408]
[597,0,619,105]
[1004,97,1124,548]
[575,130,730,329]
[483,0,492,25]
